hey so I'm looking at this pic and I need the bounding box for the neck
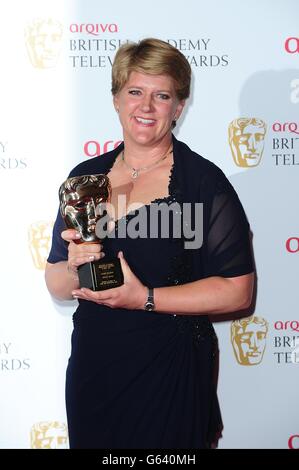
[122,135,173,167]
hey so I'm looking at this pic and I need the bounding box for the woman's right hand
[61,229,105,278]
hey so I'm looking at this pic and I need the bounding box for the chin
[132,134,159,146]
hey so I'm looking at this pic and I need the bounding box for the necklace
[121,147,173,179]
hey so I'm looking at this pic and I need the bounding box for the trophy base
[78,257,124,291]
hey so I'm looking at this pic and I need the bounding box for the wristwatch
[144,287,155,311]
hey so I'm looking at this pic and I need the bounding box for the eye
[255,133,264,142]
[240,334,251,342]
[74,202,86,210]
[128,89,141,96]
[157,93,170,100]
[257,332,266,340]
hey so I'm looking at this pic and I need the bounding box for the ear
[113,95,119,113]
[174,100,185,121]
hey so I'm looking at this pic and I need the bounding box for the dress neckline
[105,147,176,226]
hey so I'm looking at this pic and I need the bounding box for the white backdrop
[1,0,298,449]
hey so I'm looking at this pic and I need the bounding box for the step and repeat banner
[1,0,298,449]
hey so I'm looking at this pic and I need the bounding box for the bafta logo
[25,18,63,69]
[231,315,268,366]
[28,221,53,270]
[229,118,267,167]
[30,421,68,449]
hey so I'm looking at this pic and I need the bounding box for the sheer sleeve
[47,209,68,264]
[202,171,254,278]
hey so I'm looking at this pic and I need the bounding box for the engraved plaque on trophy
[59,174,124,291]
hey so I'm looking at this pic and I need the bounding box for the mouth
[42,54,56,60]
[134,116,156,126]
[244,154,259,159]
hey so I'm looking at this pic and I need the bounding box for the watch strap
[147,287,154,303]
[144,287,155,311]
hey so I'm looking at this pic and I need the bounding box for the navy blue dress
[48,136,254,449]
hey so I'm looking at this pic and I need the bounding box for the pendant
[132,170,139,178]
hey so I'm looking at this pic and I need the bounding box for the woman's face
[113,71,185,147]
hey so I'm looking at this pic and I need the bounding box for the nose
[86,200,96,219]
[249,334,258,351]
[247,135,257,152]
[43,35,54,51]
[140,94,153,112]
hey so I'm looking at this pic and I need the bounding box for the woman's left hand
[71,251,148,310]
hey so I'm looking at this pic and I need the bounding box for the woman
[45,38,254,449]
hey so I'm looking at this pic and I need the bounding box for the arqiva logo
[284,37,299,54]
[272,122,299,135]
[84,140,122,157]
[274,320,299,332]
[70,23,118,36]
[288,435,299,449]
[286,237,299,253]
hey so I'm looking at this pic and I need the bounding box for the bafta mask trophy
[59,174,123,291]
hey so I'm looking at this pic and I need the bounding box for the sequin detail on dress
[164,160,218,350]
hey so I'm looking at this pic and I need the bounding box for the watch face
[145,301,154,311]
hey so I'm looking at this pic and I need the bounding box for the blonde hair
[111,38,191,100]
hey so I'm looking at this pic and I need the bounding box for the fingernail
[101,252,105,257]
[89,255,94,261]
[75,232,81,239]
